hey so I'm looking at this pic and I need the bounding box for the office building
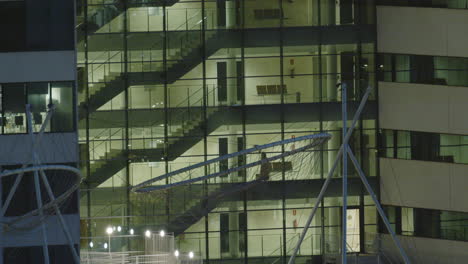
[77,0,468,263]
[377,0,468,262]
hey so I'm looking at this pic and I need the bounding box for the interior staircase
[85,96,218,189]
[79,30,219,119]
[77,0,181,42]
[167,177,268,235]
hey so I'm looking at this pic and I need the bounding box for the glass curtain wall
[78,0,377,262]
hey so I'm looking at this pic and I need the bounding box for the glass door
[346,208,361,253]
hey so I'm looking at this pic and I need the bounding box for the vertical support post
[34,169,50,264]
[288,86,411,264]
[187,88,191,121]
[341,83,348,264]
[0,167,2,264]
[288,87,372,264]
[108,235,111,254]
[26,105,50,264]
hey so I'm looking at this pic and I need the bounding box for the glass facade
[378,53,468,87]
[378,0,468,9]
[78,0,379,262]
[385,206,468,242]
[381,129,468,165]
[0,82,75,134]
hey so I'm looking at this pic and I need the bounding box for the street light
[188,252,194,259]
[89,241,94,248]
[129,228,134,235]
[117,226,122,232]
[145,230,151,238]
[174,250,179,257]
[159,230,165,237]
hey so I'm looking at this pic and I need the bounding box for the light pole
[106,226,113,254]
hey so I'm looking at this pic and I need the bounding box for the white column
[227,123,240,258]
[335,0,341,25]
[326,45,338,102]
[321,0,336,26]
[326,44,340,179]
[228,208,240,258]
[311,211,321,255]
[226,0,238,105]
[227,126,239,181]
[325,197,340,254]
[226,49,238,105]
[226,0,236,29]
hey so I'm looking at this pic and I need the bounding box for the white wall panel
[379,81,468,135]
[380,234,468,263]
[377,6,468,57]
[0,51,75,83]
[380,158,468,213]
[0,133,78,165]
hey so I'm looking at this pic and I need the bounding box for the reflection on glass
[3,84,26,134]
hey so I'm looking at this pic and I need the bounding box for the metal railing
[87,85,217,163]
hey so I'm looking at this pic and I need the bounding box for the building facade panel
[0,133,78,166]
[380,158,454,211]
[377,6,468,57]
[379,81,468,135]
[0,51,76,83]
[0,0,79,263]
[378,82,451,133]
[381,158,468,213]
[380,234,468,263]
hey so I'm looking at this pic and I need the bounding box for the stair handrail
[89,127,125,161]
[167,84,217,135]
[88,8,209,83]
[170,9,204,32]
[88,50,124,84]
[267,232,373,263]
[87,86,208,159]
[88,200,126,218]
[87,85,216,163]
[88,85,206,156]
[268,233,298,260]
[132,84,216,142]
[84,3,122,29]
[132,8,213,70]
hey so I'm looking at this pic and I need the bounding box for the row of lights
[89,227,194,259]
[106,226,130,235]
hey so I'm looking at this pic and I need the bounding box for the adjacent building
[377,1,468,262]
[0,0,79,263]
